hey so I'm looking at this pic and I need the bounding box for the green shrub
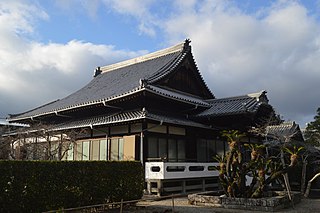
[0,161,144,213]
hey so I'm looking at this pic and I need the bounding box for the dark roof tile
[195,91,268,117]
[146,85,210,107]
[266,121,302,140]
[51,109,211,131]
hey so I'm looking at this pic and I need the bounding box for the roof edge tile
[8,86,145,122]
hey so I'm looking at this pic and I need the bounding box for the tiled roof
[195,90,268,118]
[9,41,195,121]
[146,111,212,129]
[52,110,145,131]
[146,85,210,107]
[146,49,188,83]
[51,109,211,131]
[266,121,303,141]
[100,42,186,73]
[0,119,28,127]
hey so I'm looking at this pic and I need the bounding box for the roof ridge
[268,121,296,127]
[100,41,187,73]
[247,90,266,98]
[207,95,253,102]
[207,90,266,102]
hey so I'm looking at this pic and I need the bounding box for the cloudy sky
[1,0,320,127]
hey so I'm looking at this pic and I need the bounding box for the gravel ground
[127,197,320,213]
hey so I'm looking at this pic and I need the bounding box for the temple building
[6,40,279,195]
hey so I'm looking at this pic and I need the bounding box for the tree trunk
[58,133,63,160]
[47,134,51,160]
[301,160,307,193]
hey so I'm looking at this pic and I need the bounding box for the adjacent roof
[4,110,211,136]
[146,85,210,107]
[9,109,210,133]
[9,40,213,122]
[265,121,304,142]
[0,119,28,127]
[194,90,269,118]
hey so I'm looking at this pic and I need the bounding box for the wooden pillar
[147,180,151,195]
[157,180,162,196]
[140,132,144,164]
[182,180,186,194]
[47,134,51,160]
[17,135,21,160]
[202,179,206,191]
[33,136,38,160]
[58,133,63,160]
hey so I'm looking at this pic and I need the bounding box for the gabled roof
[194,90,269,118]
[9,40,213,122]
[266,121,304,142]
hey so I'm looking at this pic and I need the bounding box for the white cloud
[54,0,158,36]
[0,0,145,117]
[102,0,157,36]
[0,0,48,34]
[160,0,320,126]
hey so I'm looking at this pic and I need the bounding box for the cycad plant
[215,130,303,198]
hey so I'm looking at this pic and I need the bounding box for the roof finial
[184,39,191,51]
[93,67,101,77]
[139,79,147,88]
[142,107,147,116]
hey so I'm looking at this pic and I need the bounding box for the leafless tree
[3,122,90,161]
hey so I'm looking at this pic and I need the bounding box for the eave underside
[5,109,213,136]
[9,84,211,124]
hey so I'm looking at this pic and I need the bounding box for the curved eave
[195,104,262,119]
[146,113,213,130]
[42,110,213,132]
[52,111,146,131]
[194,110,256,120]
[145,85,210,107]
[8,87,145,122]
[9,85,210,123]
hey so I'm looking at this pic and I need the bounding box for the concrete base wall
[146,177,219,196]
[188,191,302,212]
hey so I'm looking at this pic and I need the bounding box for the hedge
[0,161,144,213]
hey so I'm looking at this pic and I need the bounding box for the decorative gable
[153,51,214,99]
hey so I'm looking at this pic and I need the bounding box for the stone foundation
[188,191,302,211]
